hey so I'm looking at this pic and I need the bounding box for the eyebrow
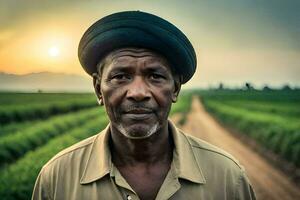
[106,66,134,75]
[107,65,170,75]
[145,66,170,73]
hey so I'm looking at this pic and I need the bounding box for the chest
[51,170,233,200]
[118,165,170,200]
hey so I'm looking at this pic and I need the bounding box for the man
[32,11,256,200]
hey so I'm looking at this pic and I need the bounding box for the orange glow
[0,3,299,88]
[0,20,86,75]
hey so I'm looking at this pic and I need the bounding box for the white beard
[116,122,160,140]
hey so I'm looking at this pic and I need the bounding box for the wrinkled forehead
[106,47,171,67]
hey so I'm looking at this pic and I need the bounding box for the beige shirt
[32,120,256,200]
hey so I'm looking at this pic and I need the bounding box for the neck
[110,123,173,166]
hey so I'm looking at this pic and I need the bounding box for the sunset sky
[0,0,299,89]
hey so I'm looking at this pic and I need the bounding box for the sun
[48,46,60,57]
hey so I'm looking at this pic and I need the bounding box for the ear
[172,76,181,103]
[92,73,103,106]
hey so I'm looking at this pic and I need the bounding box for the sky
[0,0,299,89]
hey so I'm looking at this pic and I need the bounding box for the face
[94,48,181,139]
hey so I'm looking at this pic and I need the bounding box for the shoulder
[177,130,256,199]
[40,133,99,175]
[179,129,243,171]
[33,134,101,198]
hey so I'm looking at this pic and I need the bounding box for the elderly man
[32,11,255,200]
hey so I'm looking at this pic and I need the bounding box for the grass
[0,113,108,200]
[0,107,104,167]
[199,89,300,167]
[0,91,194,199]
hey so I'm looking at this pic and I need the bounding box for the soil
[171,96,300,200]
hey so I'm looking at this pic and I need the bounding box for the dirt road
[171,97,300,199]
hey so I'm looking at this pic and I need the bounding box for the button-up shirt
[32,120,256,200]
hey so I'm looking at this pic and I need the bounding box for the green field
[0,93,97,125]
[0,92,191,200]
[2,90,297,199]
[198,89,300,168]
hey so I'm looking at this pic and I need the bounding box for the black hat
[78,11,197,83]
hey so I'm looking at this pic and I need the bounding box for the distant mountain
[0,72,94,92]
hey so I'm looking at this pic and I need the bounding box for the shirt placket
[155,162,181,200]
[110,164,140,200]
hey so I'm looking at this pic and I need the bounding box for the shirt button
[127,195,132,200]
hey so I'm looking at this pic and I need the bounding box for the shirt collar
[80,124,111,184]
[169,121,206,184]
[80,120,206,185]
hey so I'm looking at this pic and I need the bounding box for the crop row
[0,107,105,166]
[0,93,95,105]
[0,113,108,200]
[216,100,299,118]
[0,97,97,125]
[201,99,300,167]
[0,120,39,137]
[198,89,300,103]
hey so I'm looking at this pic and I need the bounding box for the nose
[126,76,151,101]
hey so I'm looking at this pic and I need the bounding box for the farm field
[0,93,97,125]
[177,96,300,199]
[1,90,299,199]
[0,92,190,200]
[198,89,300,168]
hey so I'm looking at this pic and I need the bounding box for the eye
[109,73,131,84]
[149,73,166,80]
[112,73,131,80]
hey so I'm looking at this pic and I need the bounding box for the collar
[80,120,206,184]
[80,125,111,184]
[169,121,206,184]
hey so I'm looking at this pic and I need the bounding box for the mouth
[125,108,152,114]
[123,108,154,120]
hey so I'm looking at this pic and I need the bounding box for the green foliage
[0,120,40,137]
[0,93,95,105]
[0,113,108,200]
[170,90,193,125]
[0,107,104,166]
[0,93,97,125]
[198,89,300,103]
[199,90,300,167]
[170,91,192,115]
[0,91,194,200]
[219,100,300,118]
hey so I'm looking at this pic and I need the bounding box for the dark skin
[93,47,181,200]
